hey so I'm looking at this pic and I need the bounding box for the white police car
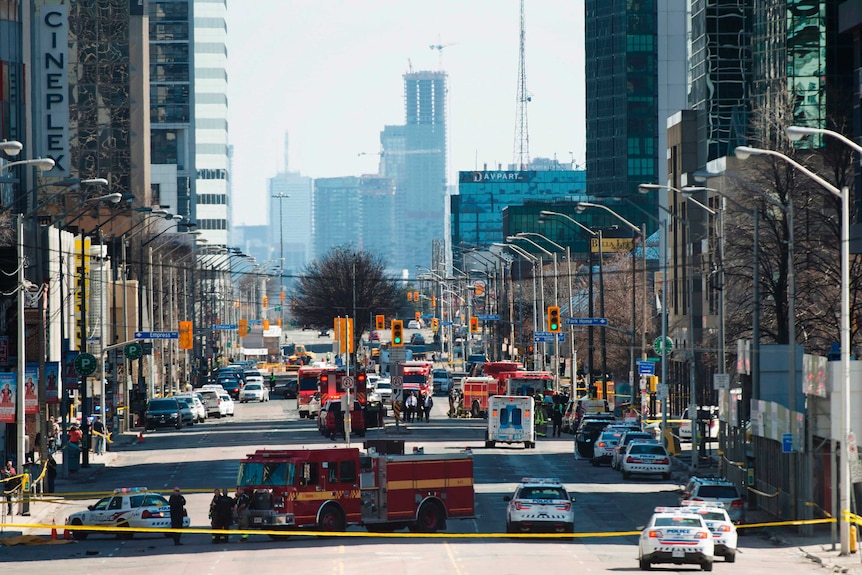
[638,506,715,571]
[681,501,738,562]
[503,477,575,534]
[67,487,189,540]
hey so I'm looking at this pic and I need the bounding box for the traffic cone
[50,519,57,540]
[137,431,144,443]
[63,522,72,540]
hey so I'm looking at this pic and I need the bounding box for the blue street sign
[212,324,237,331]
[249,320,262,325]
[557,332,565,343]
[566,317,608,326]
[638,361,655,376]
[441,321,454,326]
[533,332,556,343]
[476,314,500,321]
[782,433,794,453]
[133,331,179,340]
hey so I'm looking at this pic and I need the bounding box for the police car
[681,501,738,562]
[638,506,715,571]
[67,487,189,540]
[503,478,576,534]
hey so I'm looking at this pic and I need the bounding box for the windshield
[698,485,740,498]
[237,461,296,487]
[630,444,666,455]
[149,399,177,410]
[508,378,552,395]
[376,382,391,390]
[403,374,427,384]
[246,371,261,377]
[655,517,703,528]
[518,486,567,500]
[299,377,319,391]
[245,383,262,390]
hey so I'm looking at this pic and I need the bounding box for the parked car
[371,378,392,404]
[145,398,183,431]
[620,442,672,480]
[218,393,235,416]
[217,375,242,399]
[679,406,720,441]
[197,389,223,418]
[66,487,190,540]
[680,477,746,524]
[239,382,269,403]
[504,478,575,534]
[681,501,738,562]
[173,396,196,426]
[432,369,452,395]
[407,319,423,329]
[591,430,624,466]
[243,370,265,386]
[638,505,714,571]
[611,430,657,471]
[409,332,426,345]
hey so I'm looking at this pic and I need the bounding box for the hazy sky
[228,1,585,226]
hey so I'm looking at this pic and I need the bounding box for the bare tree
[291,246,399,350]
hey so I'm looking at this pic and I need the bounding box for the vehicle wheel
[662,472,671,481]
[318,505,345,532]
[471,401,481,419]
[175,422,182,430]
[638,557,650,570]
[726,552,736,563]
[412,502,445,533]
[623,470,631,480]
[71,518,88,540]
[485,441,494,448]
[701,559,713,572]
[116,521,134,540]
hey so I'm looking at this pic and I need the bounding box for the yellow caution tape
[747,486,781,498]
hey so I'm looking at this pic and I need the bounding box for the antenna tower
[513,0,529,170]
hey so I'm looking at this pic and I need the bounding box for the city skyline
[227,0,586,226]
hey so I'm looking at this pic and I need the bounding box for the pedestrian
[405,392,417,422]
[268,373,277,394]
[92,416,105,456]
[210,488,234,543]
[423,392,434,422]
[45,454,57,494]
[1,460,16,514]
[168,487,186,545]
[67,424,82,473]
[234,487,251,542]
[448,387,456,418]
[551,398,565,438]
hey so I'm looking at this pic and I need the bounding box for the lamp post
[508,235,554,371]
[738,137,850,552]
[272,193,290,339]
[495,242,539,368]
[0,157,55,471]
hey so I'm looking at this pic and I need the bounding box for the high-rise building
[359,175,396,265]
[269,134,313,275]
[312,177,363,260]
[381,71,447,272]
[191,0,229,246]
[149,0,194,222]
[584,1,687,233]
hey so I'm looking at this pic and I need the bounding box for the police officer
[235,487,251,542]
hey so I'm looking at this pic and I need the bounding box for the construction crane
[430,39,455,70]
[513,0,530,170]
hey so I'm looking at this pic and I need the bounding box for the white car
[67,487,190,540]
[372,379,392,403]
[681,501,738,562]
[407,319,423,329]
[219,393,235,416]
[591,430,624,466]
[621,442,672,480]
[638,506,714,571]
[244,370,265,386]
[173,393,206,423]
[503,477,575,534]
[239,382,269,403]
[611,431,657,471]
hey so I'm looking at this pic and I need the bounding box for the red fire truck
[297,365,329,419]
[479,361,523,393]
[319,368,368,405]
[499,370,555,397]
[397,360,433,396]
[237,447,475,534]
[461,376,496,418]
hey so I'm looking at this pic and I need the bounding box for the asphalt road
[0,397,839,574]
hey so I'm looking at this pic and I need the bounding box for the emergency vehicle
[499,370,554,397]
[237,447,475,534]
[297,365,328,419]
[485,395,535,448]
[319,368,368,406]
[461,376,496,418]
[398,360,433,395]
[638,505,715,571]
[478,361,522,391]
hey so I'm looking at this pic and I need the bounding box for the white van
[485,395,535,449]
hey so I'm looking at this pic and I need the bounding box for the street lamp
[0,140,23,156]
[495,242,539,368]
[739,136,850,552]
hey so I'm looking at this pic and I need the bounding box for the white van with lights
[485,395,535,449]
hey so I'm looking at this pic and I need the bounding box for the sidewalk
[0,433,131,539]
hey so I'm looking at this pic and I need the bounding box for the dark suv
[217,372,243,399]
[145,398,183,431]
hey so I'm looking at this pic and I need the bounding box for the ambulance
[485,395,535,449]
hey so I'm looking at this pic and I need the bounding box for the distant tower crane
[430,38,455,70]
[513,0,530,170]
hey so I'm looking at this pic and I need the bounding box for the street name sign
[638,361,655,376]
[134,331,179,340]
[213,324,237,331]
[566,317,608,326]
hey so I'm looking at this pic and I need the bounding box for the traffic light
[238,319,248,338]
[391,320,404,346]
[413,291,420,302]
[415,311,421,321]
[547,306,561,332]
[375,314,385,330]
[648,375,659,393]
[470,316,479,332]
[179,321,193,350]
[431,295,437,308]
[263,295,268,308]
[431,318,439,332]
[407,291,413,302]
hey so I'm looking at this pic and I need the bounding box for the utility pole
[272,193,290,336]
